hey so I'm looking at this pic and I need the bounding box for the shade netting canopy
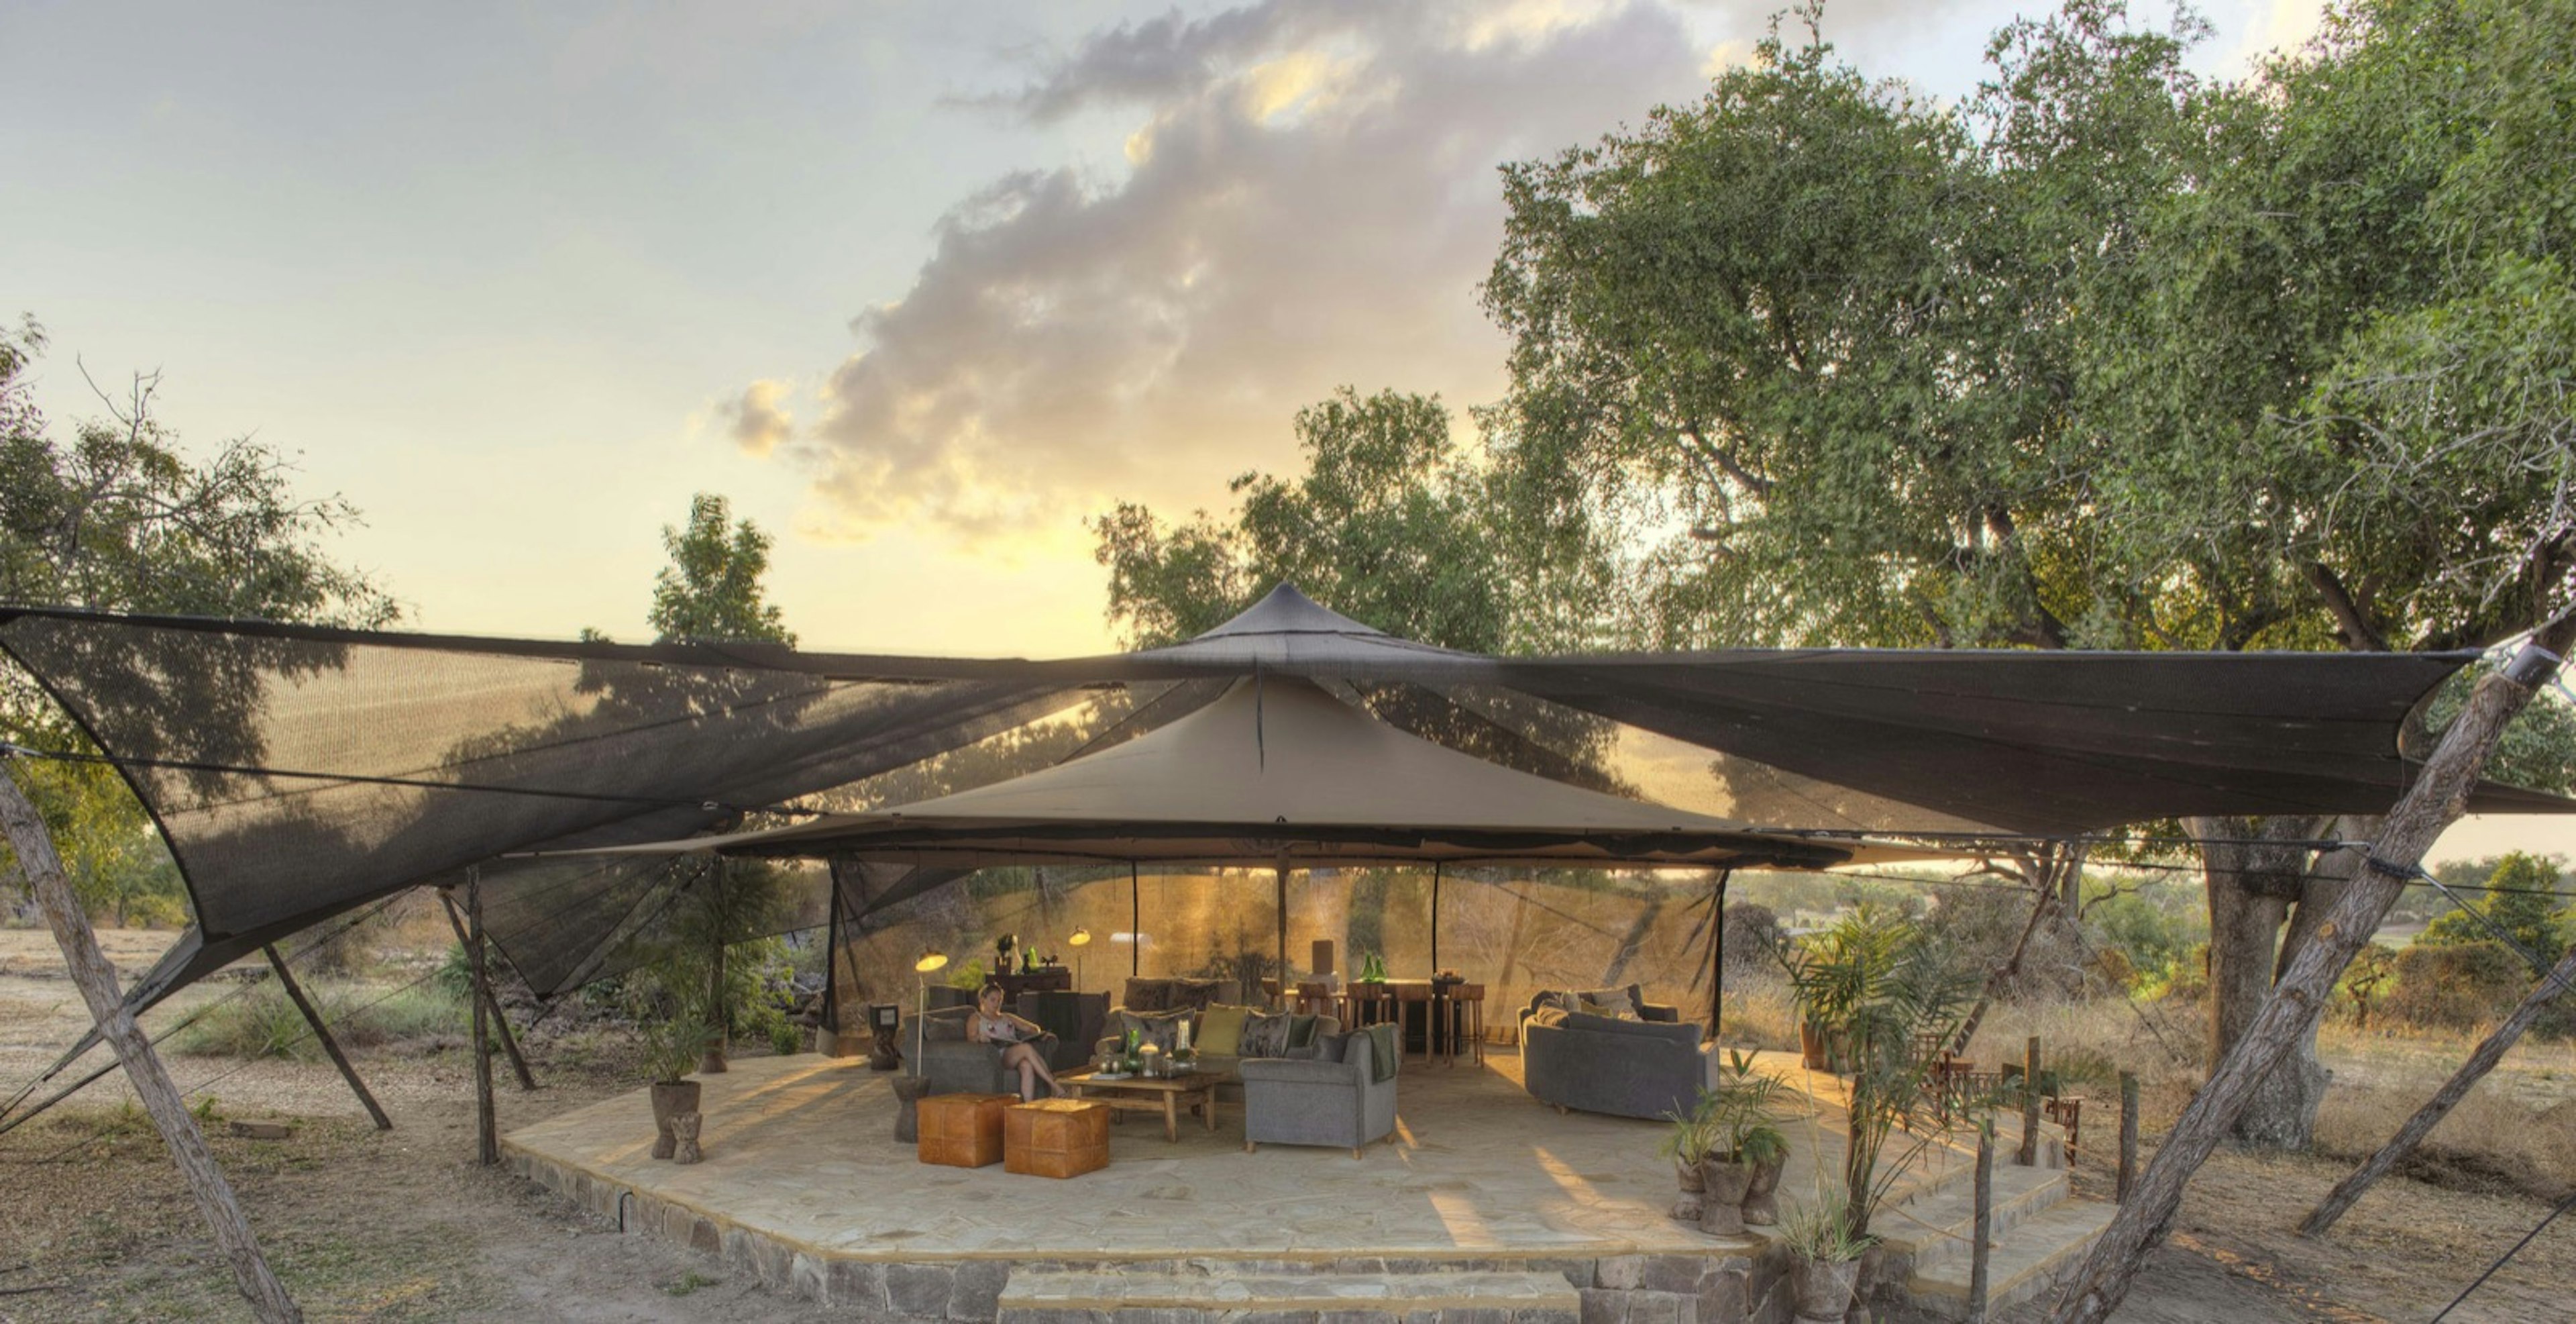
[562,674,1927,871]
[1,583,2563,1019]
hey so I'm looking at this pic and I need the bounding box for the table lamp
[1067,927,1091,990]
[913,949,949,1069]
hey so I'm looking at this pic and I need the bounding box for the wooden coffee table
[1059,1070,1223,1142]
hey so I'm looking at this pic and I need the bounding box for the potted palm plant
[1693,1050,1783,1237]
[1779,1188,1872,1322]
[640,1006,714,1160]
[1657,1094,1721,1223]
[1737,1122,1791,1225]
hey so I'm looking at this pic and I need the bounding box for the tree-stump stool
[892,1076,932,1144]
[672,1111,703,1164]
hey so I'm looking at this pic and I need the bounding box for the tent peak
[1190,583,1389,641]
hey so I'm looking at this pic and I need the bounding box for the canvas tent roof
[0,582,2565,1019]
[563,675,1924,870]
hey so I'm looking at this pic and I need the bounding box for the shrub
[2421,852,2569,964]
[174,980,466,1059]
[2385,941,2525,1030]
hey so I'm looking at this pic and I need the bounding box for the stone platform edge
[503,1142,1807,1324]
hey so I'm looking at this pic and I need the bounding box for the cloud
[717,378,797,457]
[783,1,1717,545]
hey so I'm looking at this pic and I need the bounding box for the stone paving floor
[504,1046,1971,1264]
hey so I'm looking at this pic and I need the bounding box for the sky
[5,0,2557,866]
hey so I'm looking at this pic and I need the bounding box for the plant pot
[649,1080,702,1160]
[1741,1153,1787,1226]
[1698,1158,1753,1236]
[1671,1158,1707,1222]
[1790,1257,1860,1323]
[1798,1019,1827,1070]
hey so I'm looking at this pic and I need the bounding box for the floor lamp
[1068,928,1091,991]
[914,950,949,1069]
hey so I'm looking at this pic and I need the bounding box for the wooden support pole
[2050,617,2576,1324]
[260,946,390,1131]
[440,893,536,1092]
[2301,941,2576,1237]
[1275,863,1290,1009]
[1710,868,1731,1036]
[2116,1072,2139,1203]
[2018,1035,2042,1166]
[1971,1116,1995,1321]
[1430,863,1440,975]
[0,765,305,1323]
[1130,862,1141,977]
[466,874,496,1166]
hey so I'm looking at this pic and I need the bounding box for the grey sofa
[1519,998,1715,1121]
[1239,1029,1399,1158]
[910,992,1106,1096]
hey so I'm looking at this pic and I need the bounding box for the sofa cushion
[1122,978,1173,1013]
[1240,1010,1293,1058]
[1197,1003,1253,1056]
[1287,1013,1320,1050]
[1115,1009,1188,1052]
[1169,978,1227,1012]
[1562,1009,1701,1048]
[1526,1005,1569,1030]
[1573,986,1640,1019]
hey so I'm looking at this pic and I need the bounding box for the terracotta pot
[1741,1154,1787,1226]
[1671,1158,1707,1222]
[1798,1019,1827,1070]
[1790,1257,1860,1323]
[1698,1158,1753,1236]
[649,1080,702,1160]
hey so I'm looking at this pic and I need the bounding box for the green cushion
[1197,1003,1253,1056]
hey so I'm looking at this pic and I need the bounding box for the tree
[1479,0,2576,1148]
[1,316,396,921]
[2420,851,2570,964]
[1094,387,1510,651]
[647,493,794,646]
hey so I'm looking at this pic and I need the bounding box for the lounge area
[505,1041,2103,1323]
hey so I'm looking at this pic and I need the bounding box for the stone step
[1904,1199,2116,1321]
[1876,1160,2070,1280]
[997,1270,1580,1324]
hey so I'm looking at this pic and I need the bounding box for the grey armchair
[1238,1029,1399,1158]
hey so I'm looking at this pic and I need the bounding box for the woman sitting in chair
[969,982,1065,1101]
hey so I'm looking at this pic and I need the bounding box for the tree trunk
[2049,618,2575,1324]
[2300,941,2576,1236]
[0,765,305,1323]
[2193,815,2331,1150]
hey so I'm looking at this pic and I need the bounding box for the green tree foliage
[2420,851,2571,964]
[647,493,794,646]
[1,316,395,922]
[1093,388,1508,650]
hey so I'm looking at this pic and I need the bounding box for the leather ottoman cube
[1004,1098,1110,1178]
[916,1091,1013,1168]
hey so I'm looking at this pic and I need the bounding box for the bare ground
[5,930,2574,1323]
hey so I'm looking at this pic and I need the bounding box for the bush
[174,980,466,1060]
[2384,941,2526,1031]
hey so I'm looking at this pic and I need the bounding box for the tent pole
[0,759,306,1323]
[822,865,843,1041]
[441,893,536,1091]
[1130,862,1141,978]
[1431,863,1441,974]
[1275,862,1289,1009]
[262,945,391,1131]
[1711,868,1732,1037]
[467,870,497,1166]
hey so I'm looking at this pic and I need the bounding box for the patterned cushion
[1574,986,1639,1019]
[1525,1005,1570,1030]
[1169,978,1226,1012]
[1116,1009,1187,1052]
[1238,1011,1293,1058]
[1122,978,1172,1013]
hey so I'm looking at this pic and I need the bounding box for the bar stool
[1295,980,1337,1018]
[1394,982,1434,1062]
[1346,981,1393,1031]
[1452,983,1486,1066]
